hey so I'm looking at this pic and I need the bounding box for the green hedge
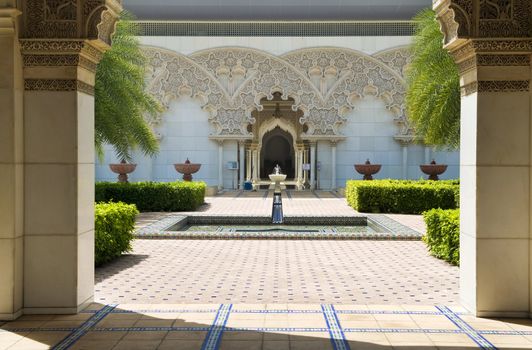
[95,181,206,212]
[95,202,138,266]
[423,209,460,265]
[346,179,459,214]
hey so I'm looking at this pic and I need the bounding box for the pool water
[169,223,388,234]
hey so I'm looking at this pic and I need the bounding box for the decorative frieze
[22,54,79,66]
[477,80,529,93]
[21,0,121,45]
[461,80,530,96]
[144,46,414,141]
[476,54,530,66]
[24,79,95,95]
[457,54,530,75]
[20,39,104,91]
[22,53,98,71]
[479,0,531,38]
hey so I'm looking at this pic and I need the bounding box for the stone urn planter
[109,160,137,183]
[174,158,202,181]
[354,159,382,180]
[420,160,447,180]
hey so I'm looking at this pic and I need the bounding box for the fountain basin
[269,174,287,182]
[174,158,201,181]
[109,162,137,183]
[420,160,447,180]
[354,159,381,180]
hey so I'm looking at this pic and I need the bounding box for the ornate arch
[258,117,299,148]
[143,45,415,141]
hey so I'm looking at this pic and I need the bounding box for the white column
[424,146,431,164]
[0,8,23,320]
[252,146,258,184]
[453,49,531,317]
[303,147,307,185]
[246,149,251,181]
[22,41,106,314]
[298,148,303,186]
[402,144,408,179]
[331,141,337,190]
[239,142,245,189]
[217,140,223,191]
[310,142,316,190]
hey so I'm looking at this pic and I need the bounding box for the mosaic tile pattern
[3,304,532,349]
[95,240,458,305]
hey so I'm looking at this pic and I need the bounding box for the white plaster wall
[317,141,332,190]
[336,96,459,188]
[96,96,221,187]
[96,36,460,186]
[223,140,239,190]
[139,36,413,56]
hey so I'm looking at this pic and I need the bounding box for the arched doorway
[260,127,295,179]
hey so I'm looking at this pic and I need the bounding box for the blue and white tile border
[201,304,232,350]
[52,304,116,350]
[8,304,532,349]
[437,305,497,349]
[322,304,350,350]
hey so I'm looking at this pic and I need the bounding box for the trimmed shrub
[346,179,459,214]
[95,202,138,266]
[95,181,206,212]
[423,209,460,265]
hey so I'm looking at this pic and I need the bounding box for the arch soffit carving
[142,44,413,140]
[258,117,299,148]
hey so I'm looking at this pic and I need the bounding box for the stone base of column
[23,296,93,315]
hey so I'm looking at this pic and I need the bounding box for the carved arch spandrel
[282,47,412,137]
[143,45,414,140]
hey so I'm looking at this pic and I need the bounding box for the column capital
[20,40,106,95]
[18,0,122,95]
[433,0,532,96]
[433,0,532,48]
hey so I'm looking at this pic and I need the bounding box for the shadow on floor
[95,254,149,283]
[1,303,518,349]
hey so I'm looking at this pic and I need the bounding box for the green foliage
[346,179,459,214]
[95,202,138,266]
[423,209,460,265]
[95,12,162,162]
[95,181,206,212]
[406,9,460,148]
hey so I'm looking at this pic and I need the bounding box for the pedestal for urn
[174,158,202,181]
[269,173,286,224]
[109,160,137,183]
[420,160,447,180]
[354,159,382,180]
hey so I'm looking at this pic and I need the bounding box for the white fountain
[269,164,286,224]
[269,164,286,191]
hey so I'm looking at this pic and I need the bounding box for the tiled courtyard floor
[3,192,532,349]
[4,303,532,349]
[95,240,458,305]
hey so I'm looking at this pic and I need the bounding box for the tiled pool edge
[133,214,423,240]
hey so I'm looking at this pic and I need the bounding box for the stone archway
[433,0,532,317]
[0,0,121,320]
[260,127,295,179]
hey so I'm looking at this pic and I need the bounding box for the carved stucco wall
[142,45,414,142]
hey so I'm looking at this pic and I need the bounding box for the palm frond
[95,11,162,162]
[405,9,460,149]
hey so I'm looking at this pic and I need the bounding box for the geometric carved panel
[144,46,414,140]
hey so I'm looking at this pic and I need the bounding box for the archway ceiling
[143,45,414,140]
[123,0,430,20]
